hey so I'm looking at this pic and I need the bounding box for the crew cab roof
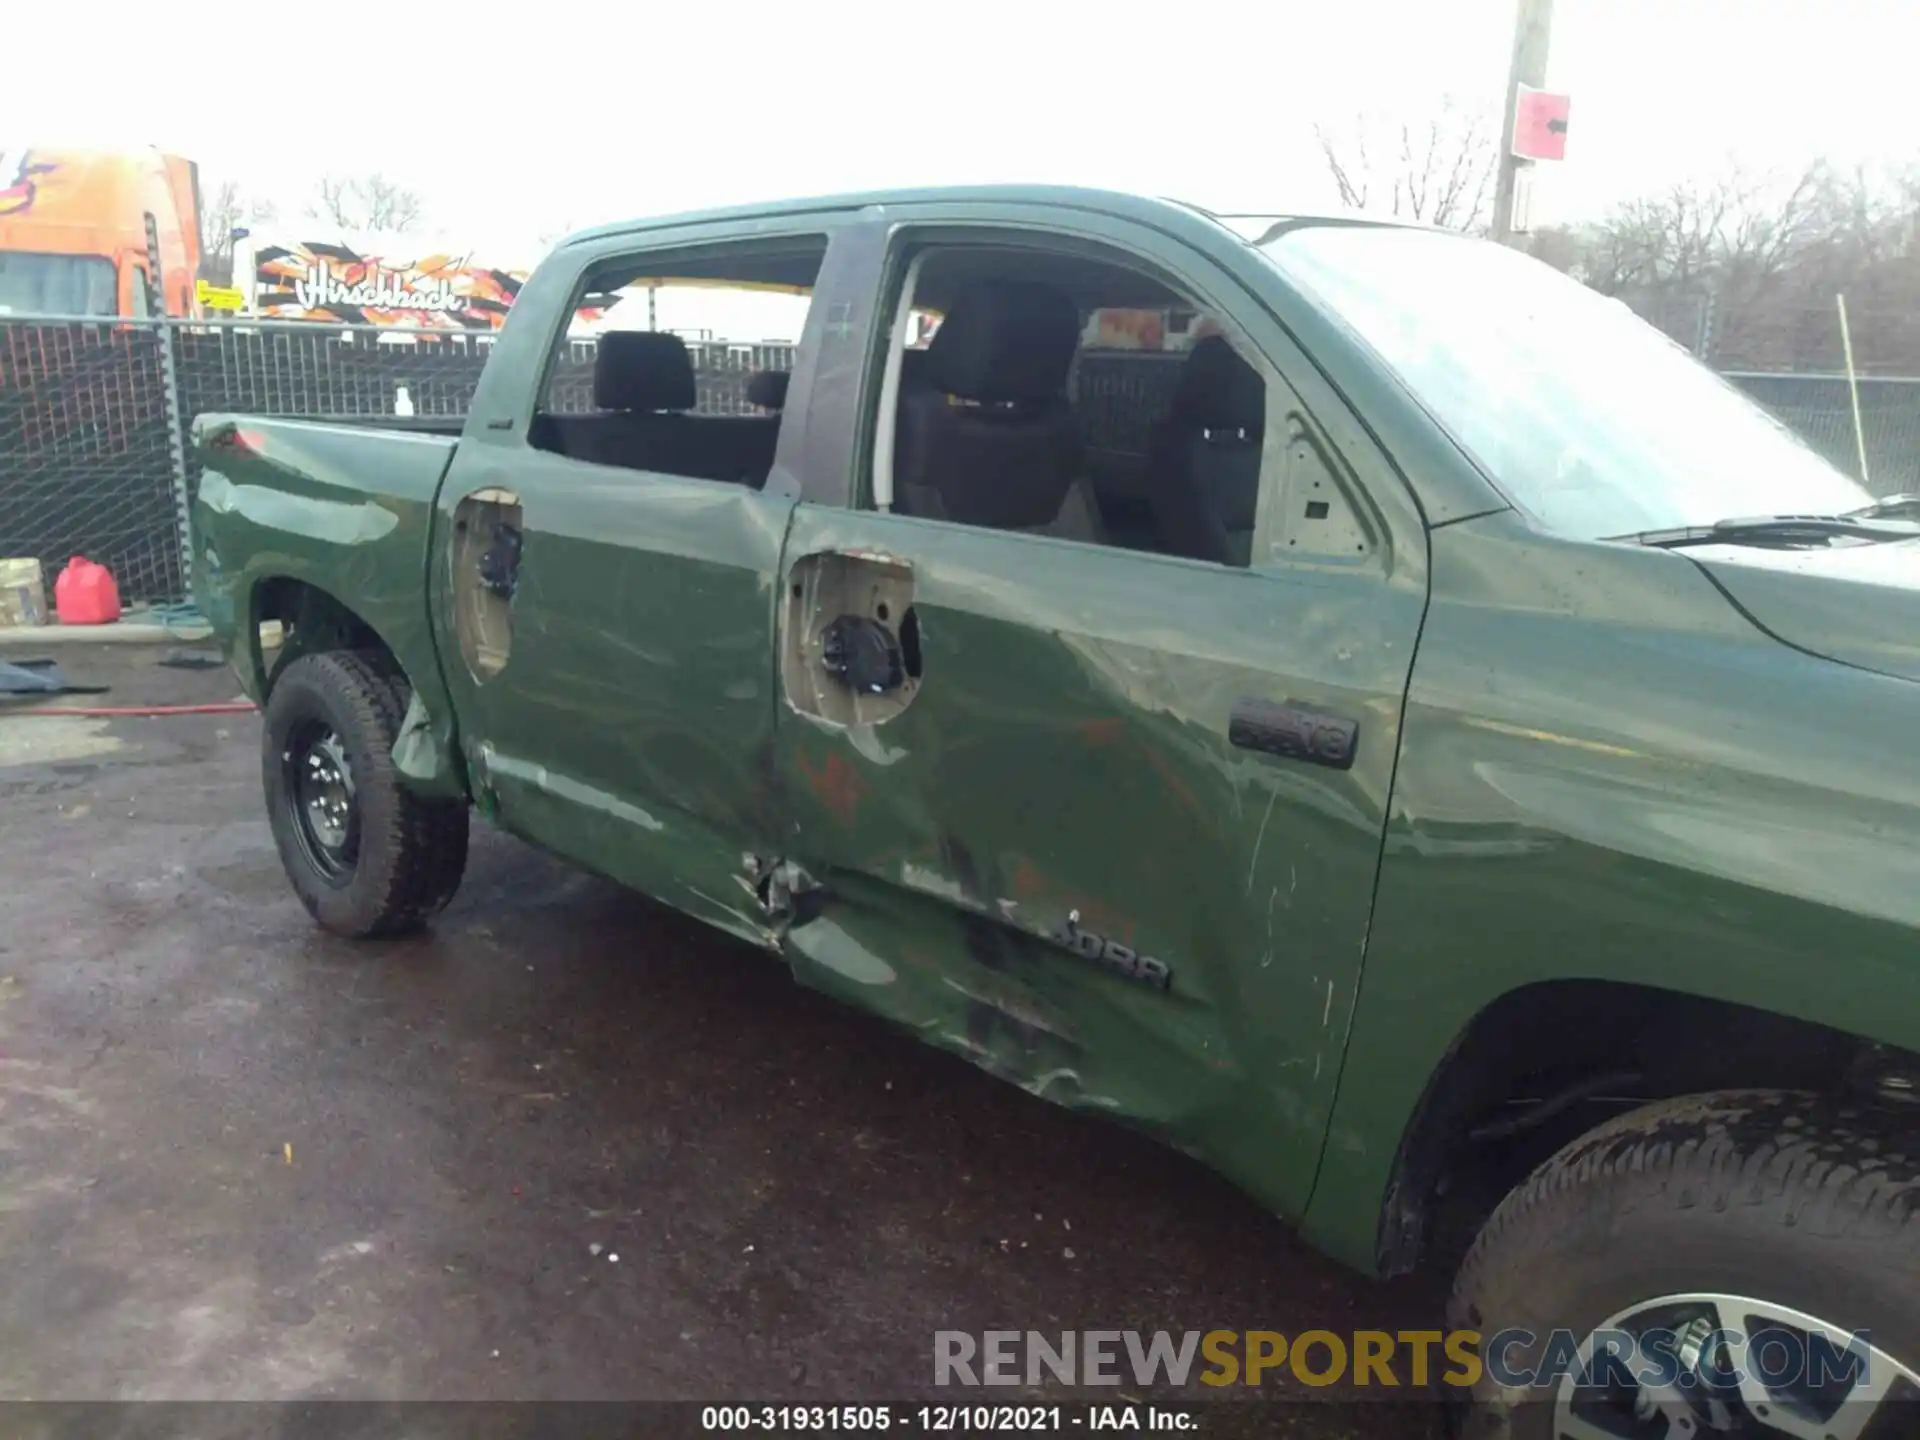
[557,185,1422,253]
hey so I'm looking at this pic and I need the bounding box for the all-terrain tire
[262,650,469,938]
[1448,1089,1920,1436]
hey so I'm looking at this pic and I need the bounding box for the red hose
[5,701,258,717]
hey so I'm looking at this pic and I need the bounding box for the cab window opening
[528,237,826,489]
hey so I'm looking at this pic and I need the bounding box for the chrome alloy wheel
[1554,1293,1919,1438]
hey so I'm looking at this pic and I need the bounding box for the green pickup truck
[193,187,1920,1431]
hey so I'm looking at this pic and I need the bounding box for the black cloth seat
[554,330,701,473]
[898,347,934,393]
[1146,336,1266,565]
[894,280,1085,528]
[746,369,790,411]
[714,414,782,484]
[546,332,780,485]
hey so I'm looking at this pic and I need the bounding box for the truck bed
[239,413,467,437]
[189,411,465,706]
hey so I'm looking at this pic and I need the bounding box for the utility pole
[1491,0,1556,244]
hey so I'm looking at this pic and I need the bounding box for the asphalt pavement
[0,645,1444,1435]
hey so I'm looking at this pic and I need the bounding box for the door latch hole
[781,550,920,727]
[451,488,522,682]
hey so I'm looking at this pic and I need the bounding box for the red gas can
[54,556,122,626]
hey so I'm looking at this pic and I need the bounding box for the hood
[1694,537,1920,683]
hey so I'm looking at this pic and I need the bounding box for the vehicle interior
[880,243,1270,566]
[530,236,1273,568]
[528,240,824,486]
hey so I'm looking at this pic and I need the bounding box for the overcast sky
[9,0,1914,270]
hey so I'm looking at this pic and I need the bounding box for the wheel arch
[251,575,396,695]
[248,573,469,802]
[1344,978,1918,1280]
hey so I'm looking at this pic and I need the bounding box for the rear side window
[529,238,825,489]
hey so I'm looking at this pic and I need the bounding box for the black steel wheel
[281,719,359,885]
[262,650,469,938]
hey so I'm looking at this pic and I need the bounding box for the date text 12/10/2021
[700,1405,1199,1431]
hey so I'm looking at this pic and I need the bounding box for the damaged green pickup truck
[194,187,1920,1430]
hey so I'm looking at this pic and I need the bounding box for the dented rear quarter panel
[191,416,461,735]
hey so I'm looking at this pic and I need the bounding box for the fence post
[1696,288,1718,363]
[145,212,195,597]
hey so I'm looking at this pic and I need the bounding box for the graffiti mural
[0,150,57,217]
[252,242,527,330]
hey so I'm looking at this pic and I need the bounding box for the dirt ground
[0,645,1445,1432]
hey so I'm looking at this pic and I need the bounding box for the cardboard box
[0,558,49,628]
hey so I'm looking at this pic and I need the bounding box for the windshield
[1260,225,1873,538]
[0,252,119,316]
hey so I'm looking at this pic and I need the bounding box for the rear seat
[536,332,783,487]
[746,369,790,411]
[550,331,696,472]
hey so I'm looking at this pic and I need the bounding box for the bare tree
[197,180,277,285]
[1315,97,1499,232]
[1573,165,1827,293]
[1518,223,1586,275]
[1526,157,1920,371]
[308,173,426,234]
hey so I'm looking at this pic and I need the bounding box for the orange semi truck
[0,147,203,317]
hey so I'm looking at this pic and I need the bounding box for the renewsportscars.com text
[934,1327,1874,1391]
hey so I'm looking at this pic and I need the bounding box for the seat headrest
[594,331,696,412]
[926,280,1080,403]
[1172,336,1265,432]
[745,369,790,411]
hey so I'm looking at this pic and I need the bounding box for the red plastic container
[54,555,122,626]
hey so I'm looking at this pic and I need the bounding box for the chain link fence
[0,315,797,603]
[0,312,1914,607]
[1613,288,1920,378]
[0,320,184,601]
[1724,371,1920,494]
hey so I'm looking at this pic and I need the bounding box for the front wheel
[1450,1090,1920,1438]
[262,650,469,938]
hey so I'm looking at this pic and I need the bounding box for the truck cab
[0,147,202,317]
[192,186,1920,1434]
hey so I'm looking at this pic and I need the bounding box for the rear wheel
[1450,1090,1920,1438]
[263,651,468,937]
